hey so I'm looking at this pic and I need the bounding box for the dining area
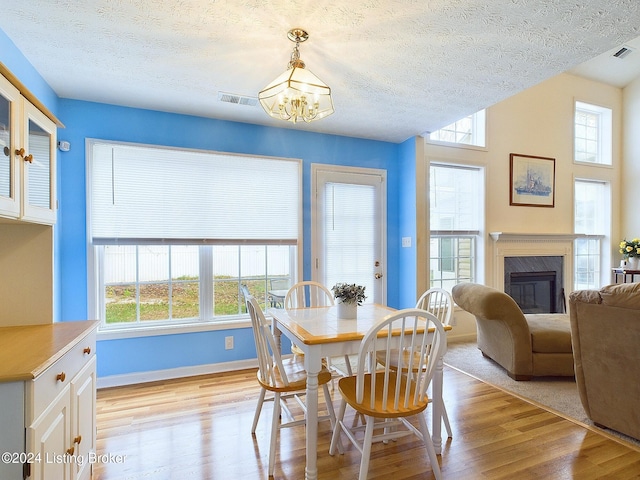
[241,281,453,480]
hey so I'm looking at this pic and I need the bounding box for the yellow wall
[421,73,623,341]
[622,76,640,237]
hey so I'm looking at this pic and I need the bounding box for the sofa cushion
[525,313,572,353]
[599,282,640,309]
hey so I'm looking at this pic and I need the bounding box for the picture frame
[509,153,555,207]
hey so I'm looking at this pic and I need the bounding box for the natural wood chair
[244,292,339,477]
[329,308,446,480]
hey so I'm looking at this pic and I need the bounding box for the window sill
[97,317,252,340]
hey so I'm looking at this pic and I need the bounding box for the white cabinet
[69,357,97,480]
[27,385,71,480]
[0,72,57,224]
[25,331,96,480]
[0,322,98,480]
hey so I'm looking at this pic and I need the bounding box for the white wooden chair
[415,287,454,437]
[375,287,454,438]
[329,308,446,480]
[245,293,339,477]
[285,281,354,378]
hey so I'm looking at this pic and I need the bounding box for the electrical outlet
[402,237,411,247]
[225,336,234,350]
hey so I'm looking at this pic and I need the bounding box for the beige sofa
[452,283,574,380]
[569,282,640,440]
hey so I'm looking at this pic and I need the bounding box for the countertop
[0,320,99,383]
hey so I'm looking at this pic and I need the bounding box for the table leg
[432,357,443,455]
[272,319,282,353]
[304,351,322,480]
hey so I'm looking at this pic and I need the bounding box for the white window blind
[89,141,300,244]
[323,182,376,299]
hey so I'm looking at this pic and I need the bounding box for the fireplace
[504,256,564,313]
[490,232,583,310]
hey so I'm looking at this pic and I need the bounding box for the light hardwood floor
[94,366,640,479]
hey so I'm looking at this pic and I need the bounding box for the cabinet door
[21,100,56,224]
[27,387,72,480]
[70,356,96,480]
[0,74,20,217]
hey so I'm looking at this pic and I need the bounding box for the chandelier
[258,28,334,123]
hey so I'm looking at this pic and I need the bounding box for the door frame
[310,163,387,305]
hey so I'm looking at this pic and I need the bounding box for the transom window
[87,140,301,330]
[429,163,484,291]
[428,110,486,147]
[574,101,612,165]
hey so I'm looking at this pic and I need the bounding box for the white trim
[96,358,258,388]
[489,232,586,295]
[97,318,252,340]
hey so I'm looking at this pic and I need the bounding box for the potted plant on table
[619,238,640,270]
[332,283,366,319]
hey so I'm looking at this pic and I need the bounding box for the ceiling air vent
[613,45,634,59]
[218,92,258,107]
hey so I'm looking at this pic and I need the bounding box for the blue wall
[2,27,419,379]
[57,100,411,377]
[397,138,419,309]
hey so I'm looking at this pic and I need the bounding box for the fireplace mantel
[490,232,585,243]
[489,232,585,294]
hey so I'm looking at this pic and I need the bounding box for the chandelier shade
[258,28,334,124]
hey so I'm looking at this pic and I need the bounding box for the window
[574,179,610,289]
[574,101,612,165]
[430,163,484,291]
[428,110,486,147]
[87,140,301,330]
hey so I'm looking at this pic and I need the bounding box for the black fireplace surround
[504,256,564,313]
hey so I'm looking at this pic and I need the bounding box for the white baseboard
[97,358,258,389]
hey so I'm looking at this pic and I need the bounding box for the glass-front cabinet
[0,73,20,217]
[0,73,56,224]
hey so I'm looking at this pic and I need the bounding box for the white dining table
[268,303,449,480]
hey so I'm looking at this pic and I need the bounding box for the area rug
[444,340,640,448]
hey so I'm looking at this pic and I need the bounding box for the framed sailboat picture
[509,153,555,207]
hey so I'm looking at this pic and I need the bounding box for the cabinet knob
[66,447,74,455]
[74,435,82,445]
[15,147,25,157]
[56,372,66,382]
[83,347,91,355]
[24,154,33,163]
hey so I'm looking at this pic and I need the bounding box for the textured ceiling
[1,0,640,143]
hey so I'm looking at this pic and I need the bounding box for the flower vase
[337,301,357,319]
[628,257,640,270]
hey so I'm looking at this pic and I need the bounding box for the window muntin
[88,140,301,330]
[100,244,295,328]
[574,179,609,289]
[574,101,612,166]
[429,164,483,291]
[428,110,486,147]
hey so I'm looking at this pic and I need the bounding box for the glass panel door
[0,75,20,216]
[27,119,51,209]
[312,166,386,304]
[0,92,11,199]
[22,100,56,223]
